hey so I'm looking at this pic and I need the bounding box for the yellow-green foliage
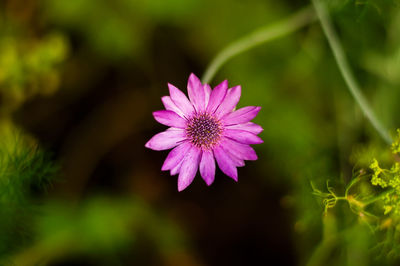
[0,33,69,112]
[391,129,400,154]
[369,130,400,215]
[311,129,400,261]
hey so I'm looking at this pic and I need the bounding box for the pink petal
[162,141,191,171]
[225,122,263,135]
[178,146,201,191]
[206,80,228,113]
[221,137,258,160]
[224,147,245,167]
[215,85,241,118]
[224,129,263,145]
[161,96,185,117]
[199,149,215,186]
[170,159,183,175]
[168,83,195,117]
[204,84,211,108]
[213,145,238,181]
[187,73,206,112]
[145,128,186,151]
[222,106,261,125]
[153,110,187,128]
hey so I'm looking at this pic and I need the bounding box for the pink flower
[145,73,263,191]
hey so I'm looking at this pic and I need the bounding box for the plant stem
[307,213,338,266]
[345,175,363,198]
[363,188,395,206]
[201,6,317,84]
[311,0,392,144]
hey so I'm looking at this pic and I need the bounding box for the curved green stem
[201,6,317,84]
[363,188,395,206]
[311,0,392,144]
[345,175,363,198]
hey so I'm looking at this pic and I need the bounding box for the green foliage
[4,196,188,265]
[0,124,189,264]
[35,197,150,253]
[312,129,400,263]
[0,32,69,112]
[41,0,201,60]
[0,125,57,257]
[391,129,400,154]
[369,130,400,216]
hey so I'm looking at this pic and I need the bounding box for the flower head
[145,73,263,191]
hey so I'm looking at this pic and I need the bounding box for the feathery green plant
[0,127,58,257]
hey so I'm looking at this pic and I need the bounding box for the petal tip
[188,73,201,86]
[161,164,169,171]
[189,72,199,79]
[178,182,189,192]
[167,83,178,92]
[230,170,238,181]
[144,140,152,149]
[231,84,241,90]
[205,179,214,186]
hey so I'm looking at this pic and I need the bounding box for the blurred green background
[1,0,400,265]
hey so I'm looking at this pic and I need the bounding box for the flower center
[186,113,222,149]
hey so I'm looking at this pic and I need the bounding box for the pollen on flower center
[186,113,222,149]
